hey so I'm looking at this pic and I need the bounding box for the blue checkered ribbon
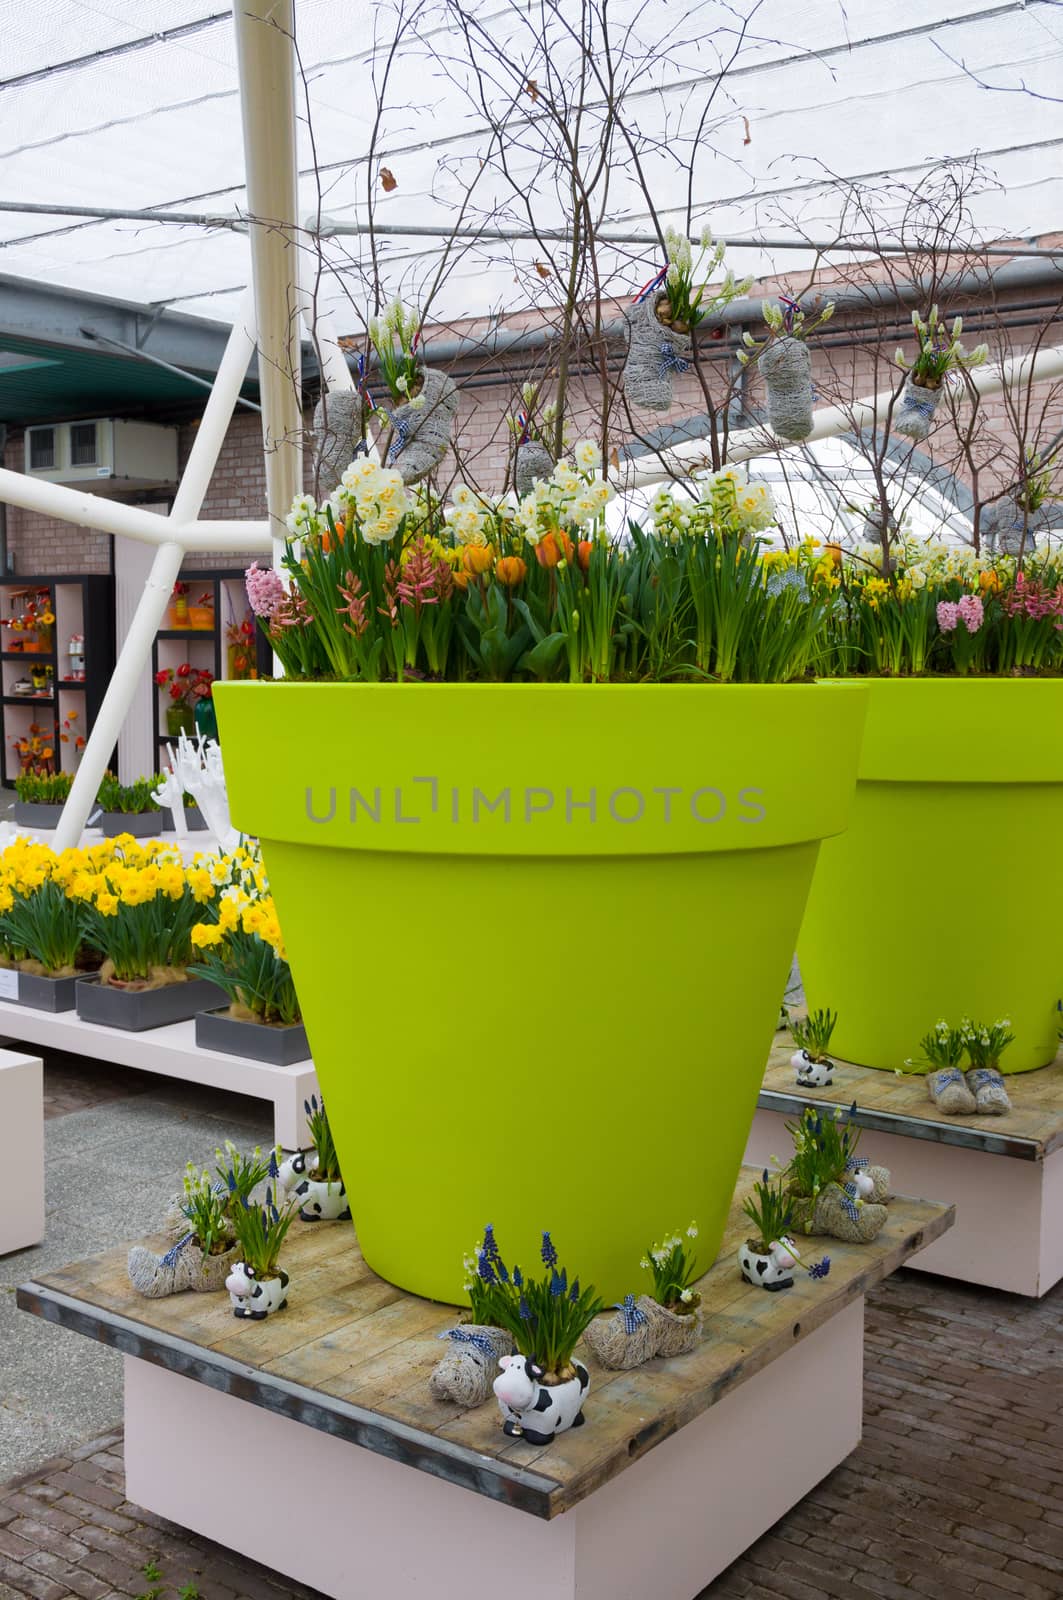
[439,1328,497,1360]
[900,397,936,424]
[838,1182,860,1222]
[967,1068,1004,1091]
[615,1294,648,1335]
[658,341,690,378]
[160,1231,193,1268]
[845,1156,869,1173]
[387,414,411,463]
[932,1068,965,1089]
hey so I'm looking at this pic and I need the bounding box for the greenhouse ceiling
[0,0,1060,336]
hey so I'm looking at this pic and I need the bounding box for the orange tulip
[495,555,527,587]
[577,540,594,573]
[823,542,842,567]
[535,532,574,569]
[979,569,1000,595]
[462,543,495,576]
[321,518,346,555]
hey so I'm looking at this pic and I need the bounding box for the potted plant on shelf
[430,1225,518,1406]
[189,857,308,1065]
[800,539,1063,1074]
[12,769,72,829]
[93,773,165,839]
[0,853,98,1012]
[74,841,225,1030]
[127,1162,238,1298]
[738,1171,832,1291]
[188,590,216,631]
[488,1232,601,1445]
[784,1105,890,1244]
[961,1017,1014,1115]
[225,1157,299,1320]
[155,663,214,738]
[584,1221,703,1368]
[215,440,868,1306]
[278,1096,349,1221]
[790,1007,839,1088]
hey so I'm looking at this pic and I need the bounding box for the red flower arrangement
[154,662,214,708]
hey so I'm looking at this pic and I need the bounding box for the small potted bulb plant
[583,1221,703,1368]
[918,1019,976,1115]
[790,1007,839,1088]
[128,1163,238,1299]
[190,904,308,1066]
[93,773,165,839]
[488,1232,602,1445]
[784,1105,890,1244]
[738,1171,832,1291]
[12,770,72,830]
[225,1153,299,1320]
[740,296,835,441]
[960,1017,1014,1115]
[369,300,459,483]
[278,1095,350,1221]
[0,874,99,1012]
[893,307,988,441]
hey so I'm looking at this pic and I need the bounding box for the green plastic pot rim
[214,679,869,859]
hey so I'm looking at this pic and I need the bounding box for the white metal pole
[233,0,303,568]
[53,541,187,851]
[169,289,258,525]
[616,344,1063,489]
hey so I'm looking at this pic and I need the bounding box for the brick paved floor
[3,1055,1061,1599]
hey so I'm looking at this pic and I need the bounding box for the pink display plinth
[746,1108,1063,1298]
[124,1300,864,1600]
[0,1049,44,1255]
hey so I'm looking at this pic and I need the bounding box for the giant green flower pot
[800,679,1063,1074]
[215,681,868,1304]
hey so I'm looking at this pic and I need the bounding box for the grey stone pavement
[1,1056,272,1483]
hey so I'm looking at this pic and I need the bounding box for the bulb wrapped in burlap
[894,378,940,441]
[515,441,555,498]
[312,390,368,499]
[966,1068,1011,1116]
[867,1165,891,1204]
[982,498,1050,556]
[582,1298,658,1370]
[640,1294,703,1356]
[622,297,692,413]
[128,1233,238,1298]
[927,1066,977,1115]
[759,336,814,440]
[789,1183,888,1244]
[429,1325,513,1407]
[385,368,459,484]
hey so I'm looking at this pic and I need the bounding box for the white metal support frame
[0,7,1060,853]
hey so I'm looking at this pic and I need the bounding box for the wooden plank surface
[762,1032,1063,1160]
[17,1167,952,1521]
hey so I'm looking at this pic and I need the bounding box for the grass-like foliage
[785,1103,861,1200]
[464,1227,602,1376]
[790,1007,838,1062]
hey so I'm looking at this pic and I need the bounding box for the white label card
[0,969,20,1000]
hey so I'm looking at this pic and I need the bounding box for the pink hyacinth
[957,594,984,634]
[936,601,960,633]
[245,561,286,620]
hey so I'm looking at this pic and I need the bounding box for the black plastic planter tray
[15,970,91,1013]
[76,976,226,1031]
[161,808,208,832]
[93,811,164,839]
[13,802,65,829]
[196,1008,311,1065]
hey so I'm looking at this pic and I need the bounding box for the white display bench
[18,1170,951,1600]
[0,1047,44,1254]
[749,1038,1063,1298]
[0,999,316,1150]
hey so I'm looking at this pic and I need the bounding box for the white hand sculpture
[171,733,240,851]
[151,764,186,834]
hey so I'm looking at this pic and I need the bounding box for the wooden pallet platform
[18,1167,951,1524]
[749,1033,1063,1296]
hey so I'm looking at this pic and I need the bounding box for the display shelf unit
[17,1173,952,1600]
[747,1030,1063,1297]
[151,569,268,759]
[0,575,115,789]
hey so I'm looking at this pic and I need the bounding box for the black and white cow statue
[791,1048,834,1088]
[492,1354,589,1445]
[738,1236,799,1292]
[277,1150,351,1223]
[225,1261,289,1319]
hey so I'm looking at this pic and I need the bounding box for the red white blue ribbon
[633,265,668,305]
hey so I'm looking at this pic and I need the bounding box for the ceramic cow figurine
[493,1354,589,1445]
[791,1048,834,1088]
[277,1150,351,1222]
[738,1236,799,1292]
[225,1261,289,1319]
